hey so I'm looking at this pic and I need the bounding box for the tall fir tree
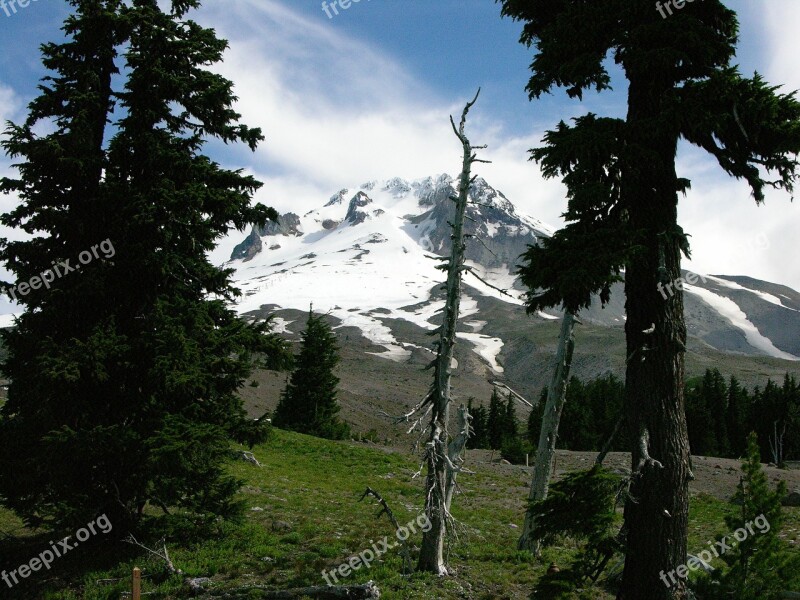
[0,0,288,529]
[503,392,519,442]
[560,377,594,450]
[706,369,730,457]
[499,1,800,595]
[487,388,505,450]
[527,387,548,446]
[466,398,489,450]
[273,309,349,440]
[727,376,749,458]
[686,371,726,457]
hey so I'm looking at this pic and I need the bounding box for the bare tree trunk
[445,404,471,512]
[518,310,576,552]
[770,420,786,466]
[417,89,488,575]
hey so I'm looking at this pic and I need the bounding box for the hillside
[237,306,800,441]
[1,429,798,599]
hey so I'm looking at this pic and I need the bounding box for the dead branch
[490,381,533,409]
[633,427,664,476]
[359,487,413,573]
[596,414,625,466]
[241,451,262,467]
[123,535,184,576]
[462,266,513,297]
[464,233,500,260]
[379,391,434,426]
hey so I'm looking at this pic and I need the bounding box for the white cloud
[196,0,800,290]
[192,0,566,229]
[1,0,797,301]
[679,0,800,291]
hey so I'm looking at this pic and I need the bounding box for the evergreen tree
[698,433,797,599]
[686,371,722,457]
[750,379,786,463]
[500,393,528,463]
[780,374,799,462]
[273,310,348,440]
[727,376,749,458]
[527,387,548,446]
[707,369,730,456]
[466,399,489,450]
[503,392,519,442]
[487,388,505,450]
[560,377,594,450]
[530,466,623,585]
[0,0,288,529]
[500,0,800,592]
[587,373,627,452]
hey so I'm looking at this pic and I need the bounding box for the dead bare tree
[518,310,577,553]
[770,420,787,466]
[386,88,489,576]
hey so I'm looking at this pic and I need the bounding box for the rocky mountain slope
[227,174,800,367]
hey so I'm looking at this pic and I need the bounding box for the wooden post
[132,567,141,600]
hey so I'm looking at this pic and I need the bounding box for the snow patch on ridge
[457,332,504,373]
[706,275,799,312]
[685,284,799,361]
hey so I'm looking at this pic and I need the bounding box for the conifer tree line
[466,389,521,452]
[522,370,799,463]
[685,370,799,464]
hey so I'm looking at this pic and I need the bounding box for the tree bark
[518,310,576,552]
[617,75,691,600]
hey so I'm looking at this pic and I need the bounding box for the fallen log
[198,580,381,599]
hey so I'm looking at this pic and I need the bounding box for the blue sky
[0,0,799,304]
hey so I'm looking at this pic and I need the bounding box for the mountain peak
[326,189,349,207]
[345,191,374,225]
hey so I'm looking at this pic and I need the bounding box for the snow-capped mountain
[226,175,800,373]
[226,175,550,367]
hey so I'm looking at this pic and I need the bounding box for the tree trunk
[617,76,691,600]
[445,404,471,512]
[518,310,575,552]
[418,90,484,575]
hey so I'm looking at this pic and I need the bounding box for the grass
[0,429,798,599]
